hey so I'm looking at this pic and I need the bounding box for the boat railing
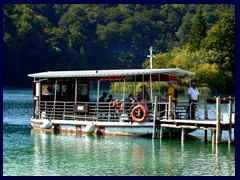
[36,100,174,122]
[36,100,194,122]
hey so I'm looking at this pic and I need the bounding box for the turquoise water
[3,89,235,176]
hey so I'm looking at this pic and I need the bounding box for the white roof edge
[28,68,195,78]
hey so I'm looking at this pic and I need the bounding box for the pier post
[204,96,208,143]
[216,97,221,144]
[204,130,208,143]
[228,99,233,144]
[204,96,208,120]
[168,96,173,119]
[152,96,158,139]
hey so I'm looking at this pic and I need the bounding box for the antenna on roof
[147,46,155,69]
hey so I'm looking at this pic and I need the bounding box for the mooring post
[204,96,208,120]
[168,96,173,137]
[152,96,158,139]
[204,130,208,143]
[204,96,208,143]
[216,97,221,144]
[228,99,233,144]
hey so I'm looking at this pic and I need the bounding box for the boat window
[63,83,75,101]
[42,84,54,95]
[77,83,89,102]
[54,82,75,101]
[41,83,55,101]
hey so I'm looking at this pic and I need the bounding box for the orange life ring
[131,105,148,123]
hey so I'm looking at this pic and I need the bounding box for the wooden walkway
[158,119,235,142]
[152,96,235,144]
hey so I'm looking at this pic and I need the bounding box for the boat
[28,67,196,137]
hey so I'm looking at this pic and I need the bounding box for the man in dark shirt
[99,92,108,102]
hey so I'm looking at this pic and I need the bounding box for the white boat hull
[30,118,194,136]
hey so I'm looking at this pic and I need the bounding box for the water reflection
[28,129,235,176]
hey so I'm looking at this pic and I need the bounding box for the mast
[147,46,155,102]
[147,46,155,69]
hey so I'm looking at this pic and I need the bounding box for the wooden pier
[152,96,235,144]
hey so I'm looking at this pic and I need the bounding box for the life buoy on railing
[131,105,148,123]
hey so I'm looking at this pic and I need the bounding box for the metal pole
[150,73,153,103]
[216,97,221,144]
[54,79,57,103]
[147,46,155,69]
[152,96,158,139]
[123,78,126,102]
[148,47,154,102]
[53,79,57,119]
[75,79,77,104]
[96,80,100,118]
[97,80,100,104]
[228,99,233,144]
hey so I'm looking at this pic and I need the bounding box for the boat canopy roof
[28,68,195,79]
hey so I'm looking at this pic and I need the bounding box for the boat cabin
[28,68,195,122]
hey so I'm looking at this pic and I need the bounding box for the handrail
[36,100,186,121]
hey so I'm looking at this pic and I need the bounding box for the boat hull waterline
[30,118,194,136]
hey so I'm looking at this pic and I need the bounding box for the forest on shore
[3,4,235,94]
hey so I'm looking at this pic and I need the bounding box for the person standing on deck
[187,81,200,119]
[106,94,113,102]
[99,92,108,102]
[166,81,178,107]
[124,94,135,112]
[127,94,135,102]
[138,85,149,104]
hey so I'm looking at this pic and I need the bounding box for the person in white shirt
[187,81,199,119]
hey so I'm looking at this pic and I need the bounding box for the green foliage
[3,4,235,94]
[176,12,193,47]
[188,9,207,52]
[201,13,235,70]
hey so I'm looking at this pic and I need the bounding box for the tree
[201,12,235,93]
[188,9,207,52]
